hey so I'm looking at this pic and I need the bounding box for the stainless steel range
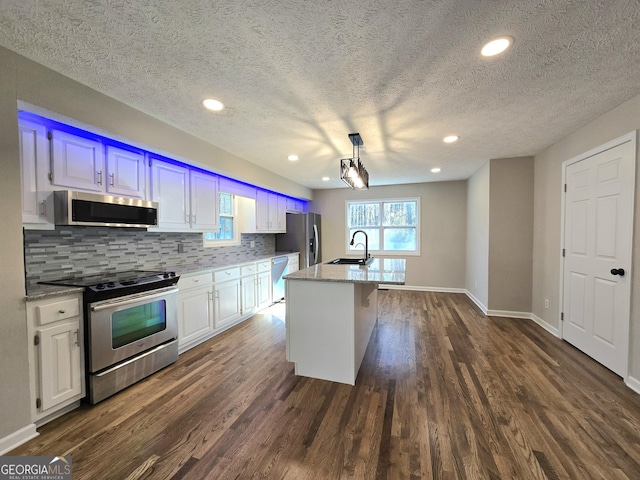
[41,270,180,404]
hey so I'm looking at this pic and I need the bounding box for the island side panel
[353,283,378,380]
[286,279,356,385]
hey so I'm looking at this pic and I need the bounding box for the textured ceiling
[1,0,640,189]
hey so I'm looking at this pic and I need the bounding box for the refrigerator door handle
[313,223,319,264]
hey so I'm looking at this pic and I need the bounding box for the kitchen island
[283,258,406,385]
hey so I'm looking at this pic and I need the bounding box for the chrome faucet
[350,230,369,261]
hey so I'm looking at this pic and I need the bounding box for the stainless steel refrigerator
[275,212,321,269]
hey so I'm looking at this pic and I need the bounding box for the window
[346,198,419,255]
[204,192,239,246]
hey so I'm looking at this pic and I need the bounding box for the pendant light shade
[340,133,369,189]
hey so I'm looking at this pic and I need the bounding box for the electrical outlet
[250,240,255,248]
[544,299,549,309]
[177,242,184,254]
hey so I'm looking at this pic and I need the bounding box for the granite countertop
[284,258,406,285]
[25,251,300,300]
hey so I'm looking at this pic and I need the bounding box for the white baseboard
[530,313,561,337]
[0,423,38,455]
[625,375,640,395]
[382,284,466,293]
[464,290,488,314]
[486,309,531,319]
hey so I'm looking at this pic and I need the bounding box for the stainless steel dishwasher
[271,256,288,303]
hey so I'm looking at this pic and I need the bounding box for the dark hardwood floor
[11,291,640,479]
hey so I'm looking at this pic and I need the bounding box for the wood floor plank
[9,291,640,479]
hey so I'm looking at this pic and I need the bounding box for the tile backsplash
[24,227,275,288]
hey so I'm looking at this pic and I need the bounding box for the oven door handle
[90,287,179,312]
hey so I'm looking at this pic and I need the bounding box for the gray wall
[533,92,640,381]
[311,181,467,289]
[465,162,490,307]
[488,157,534,313]
[0,47,31,442]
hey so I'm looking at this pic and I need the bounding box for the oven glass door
[111,300,167,348]
[88,287,178,373]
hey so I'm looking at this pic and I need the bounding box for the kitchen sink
[327,257,374,266]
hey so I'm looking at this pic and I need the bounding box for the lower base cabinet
[26,293,85,424]
[214,279,242,329]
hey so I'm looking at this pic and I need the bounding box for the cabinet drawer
[37,298,80,325]
[257,261,271,273]
[241,264,257,276]
[214,267,240,283]
[178,272,212,290]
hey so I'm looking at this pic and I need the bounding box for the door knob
[611,268,625,276]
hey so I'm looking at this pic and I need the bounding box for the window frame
[345,197,421,256]
[203,192,240,247]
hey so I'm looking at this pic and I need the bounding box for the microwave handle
[90,287,178,312]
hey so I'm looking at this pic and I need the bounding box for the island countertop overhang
[284,258,406,285]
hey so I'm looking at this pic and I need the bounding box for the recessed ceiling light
[443,135,459,143]
[287,155,299,161]
[431,167,441,173]
[481,36,513,57]
[322,176,330,181]
[202,98,224,111]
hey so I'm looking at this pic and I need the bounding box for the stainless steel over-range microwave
[54,190,159,228]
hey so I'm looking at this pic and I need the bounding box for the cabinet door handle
[97,171,103,185]
[185,214,189,224]
[40,201,46,216]
[193,214,196,224]
[110,173,115,186]
[74,328,79,346]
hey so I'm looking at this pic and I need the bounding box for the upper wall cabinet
[150,159,219,232]
[255,191,286,233]
[50,130,104,193]
[50,130,147,199]
[286,198,305,213]
[19,119,54,228]
[105,146,147,198]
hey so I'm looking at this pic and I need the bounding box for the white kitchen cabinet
[50,129,148,199]
[214,278,242,330]
[287,253,300,273]
[19,119,54,228]
[151,159,219,232]
[50,129,104,193]
[241,264,258,315]
[105,146,147,198]
[286,198,305,213]
[189,170,219,231]
[150,160,190,229]
[177,273,215,353]
[26,293,84,424]
[256,260,272,309]
[253,191,286,233]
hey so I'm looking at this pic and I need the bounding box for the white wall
[465,162,490,308]
[311,181,467,289]
[532,92,640,380]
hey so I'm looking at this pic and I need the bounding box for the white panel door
[106,146,146,198]
[563,138,635,377]
[151,160,190,229]
[51,129,104,192]
[257,271,272,308]
[38,321,82,411]
[255,190,270,231]
[190,170,219,231]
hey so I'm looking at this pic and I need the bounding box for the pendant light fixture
[340,132,369,189]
